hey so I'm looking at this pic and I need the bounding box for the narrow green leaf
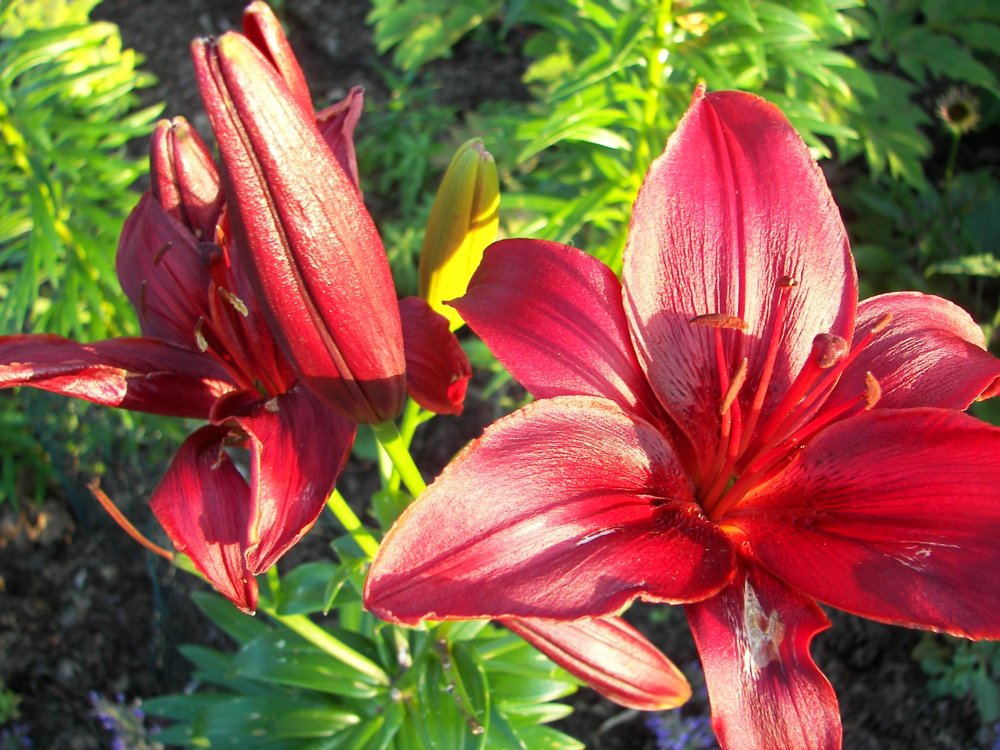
[235,630,384,699]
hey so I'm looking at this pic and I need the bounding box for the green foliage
[369,0,504,71]
[0,0,159,338]
[146,555,583,749]
[369,0,1000,273]
[0,0,163,506]
[839,168,1000,301]
[914,635,1000,725]
[839,0,1000,185]
[0,680,21,724]
[466,0,883,271]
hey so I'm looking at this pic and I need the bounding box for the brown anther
[813,334,849,368]
[219,287,249,317]
[863,371,881,410]
[720,357,748,415]
[194,317,209,352]
[139,280,150,321]
[153,241,173,265]
[690,313,749,330]
[871,313,893,335]
[777,275,798,288]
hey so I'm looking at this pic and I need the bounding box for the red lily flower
[365,88,1000,749]
[0,116,356,614]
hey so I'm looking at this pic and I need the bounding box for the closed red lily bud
[149,117,223,241]
[192,32,406,424]
[240,0,313,116]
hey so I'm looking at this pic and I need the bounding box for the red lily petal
[0,333,233,418]
[622,89,856,474]
[237,385,356,572]
[729,408,1000,638]
[194,34,406,423]
[241,0,313,116]
[117,194,214,348]
[452,239,662,423]
[686,565,839,750]
[398,296,470,415]
[822,292,1000,412]
[150,425,258,612]
[316,86,364,191]
[503,616,692,711]
[149,117,223,241]
[365,396,735,624]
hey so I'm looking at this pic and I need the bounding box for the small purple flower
[646,712,718,750]
[89,693,161,750]
[0,723,33,749]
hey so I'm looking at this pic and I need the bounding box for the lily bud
[418,138,500,331]
[193,32,406,424]
[149,117,223,241]
[241,0,313,116]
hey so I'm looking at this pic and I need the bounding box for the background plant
[0,0,167,507]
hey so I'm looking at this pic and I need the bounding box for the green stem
[372,419,428,496]
[326,488,380,559]
[388,399,430,493]
[399,398,425,446]
[945,132,961,184]
[261,607,390,685]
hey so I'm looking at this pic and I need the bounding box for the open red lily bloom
[0,2,468,611]
[365,88,1000,749]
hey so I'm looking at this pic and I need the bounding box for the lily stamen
[89,480,175,561]
[739,276,797,455]
[690,315,748,491]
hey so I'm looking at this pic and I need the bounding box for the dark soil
[0,1,994,749]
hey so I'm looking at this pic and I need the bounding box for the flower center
[689,278,890,519]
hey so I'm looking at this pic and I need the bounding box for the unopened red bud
[149,118,223,240]
[193,33,405,423]
[241,0,313,116]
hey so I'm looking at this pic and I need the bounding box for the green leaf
[235,630,384,699]
[717,0,762,31]
[275,561,363,616]
[198,695,359,744]
[415,643,487,750]
[973,668,1000,723]
[510,725,585,750]
[926,254,1000,278]
[192,591,271,645]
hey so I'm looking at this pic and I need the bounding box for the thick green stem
[261,607,390,685]
[389,400,433,493]
[372,419,428,496]
[326,488,380,559]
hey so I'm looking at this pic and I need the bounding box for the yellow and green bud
[418,138,500,331]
